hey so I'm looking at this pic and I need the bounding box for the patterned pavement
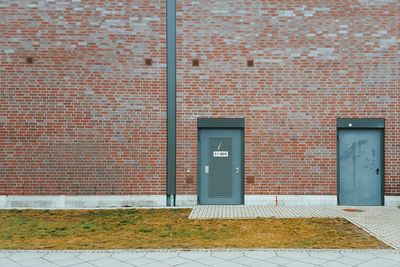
[1,249,400,267]
[189,206,400,249]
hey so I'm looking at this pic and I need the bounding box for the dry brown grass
[0,209,389,249]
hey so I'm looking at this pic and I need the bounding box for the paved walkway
[189,206,400,249]
[1,249,400,267]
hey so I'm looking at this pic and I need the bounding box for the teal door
[338,129,383,206]
[199,129,243,204]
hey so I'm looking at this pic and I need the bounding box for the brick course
[0,0,399,197]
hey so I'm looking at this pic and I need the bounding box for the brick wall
[176,0,399,196]
[1,0,399,197]
[0,0,167,195]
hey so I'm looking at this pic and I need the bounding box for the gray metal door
[199,129,243,204]
[338,129,383,206]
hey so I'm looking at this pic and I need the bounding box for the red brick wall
[176,0,399,196]
[1,1,399,197]
[0,1,167,195]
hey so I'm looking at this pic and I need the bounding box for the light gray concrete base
[176,195,197,206]
[1,195,399,209]
[1,249,399,267]
[190,195,400,207]
[176,195,338,206]
[244,195,338,206]
[0,195,166,209]
[384,196,400,207]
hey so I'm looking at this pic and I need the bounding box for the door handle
[205,166,209,174]
[235,167,240,174]
[376,168,380,175]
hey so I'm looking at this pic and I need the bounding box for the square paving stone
[213,261,246,267]
[265,256,293,265]
[18,257,53,266]
[124,256,157,266]
[358,258,400,267]
[297,256,329,265]
[53,257,86,266]
[77,252,112,261]
[244,251,277,260]
[211,251,243,260]
[194,256,226,265]
[144,252,178,261]
[265,256,294,265]
[141,262,169,267]
[0,252,11,259]
[8,252,47,262]
[43,252,80,262]
[321,262,351,267]
[276,251,311,260]
[111,252,146,261]
[160,256,190,266]
[0,258,21,267]
[178,252,211,260]
[230,256,260,265]
[176,261,207,267]
[89,257,128,266]
[373,252,400,262]
[285,261,315,267]
[65,263,94,267]
[103,263,133,267]
[308,252,342,261]
[36,263,59,267]
[339,251,377,261]
[335,256,366,265]
[249,260,280,267]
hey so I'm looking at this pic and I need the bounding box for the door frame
[197,118,245,205]
[336,118,385,206]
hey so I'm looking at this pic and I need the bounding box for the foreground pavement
[1,249,400,267]
[190,206,400,249]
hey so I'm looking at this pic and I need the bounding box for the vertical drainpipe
[166,0,176,206]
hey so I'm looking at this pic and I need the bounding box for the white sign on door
[213,151,228,157]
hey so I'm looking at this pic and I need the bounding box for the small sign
[213,151,228,157]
